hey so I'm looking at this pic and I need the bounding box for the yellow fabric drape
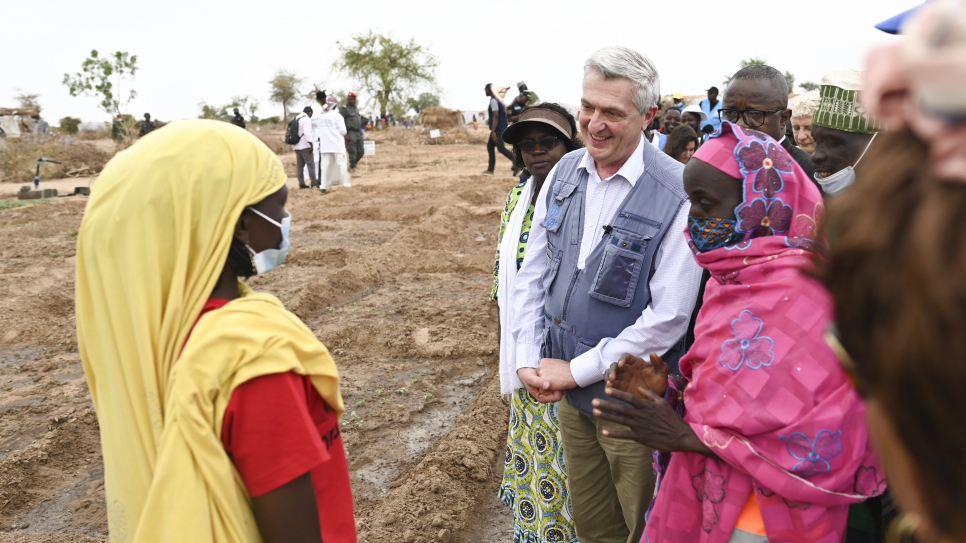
[75,119,343,542]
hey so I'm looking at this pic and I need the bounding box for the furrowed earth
[0,128,520,543]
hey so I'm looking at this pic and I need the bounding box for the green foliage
[721,57,795,94]
[269,70,304,120]
[59,117,82,134]
[334,32,439,118]
[63,50,138,115]
[405,92,440,115]
[800,81,820,92]
[14,90,41,111]
[784,71,796,94]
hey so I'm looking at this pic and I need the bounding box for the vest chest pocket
[589,234,650,307]
[542,246,562,294]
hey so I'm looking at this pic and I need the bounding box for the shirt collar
[578,136,647,187]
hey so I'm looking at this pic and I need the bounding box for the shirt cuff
[515,343,541,371]
[570,350,605,388]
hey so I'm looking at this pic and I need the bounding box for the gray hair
[584,47,661,115]
[726,64,789,106]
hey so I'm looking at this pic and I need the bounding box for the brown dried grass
[0,139,114,183]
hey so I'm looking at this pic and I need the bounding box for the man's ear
[234,211,252,246]
[780,108,792,131]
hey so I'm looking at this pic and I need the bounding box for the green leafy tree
[269,70,304,120]
[198,102,221,120]
[59,116,82,134]
[334,32,439,118]
[784,71,796,94]
[14,90,41,111]
[406,92,440,115]
[800,81,820,92]
[63,50,138,115]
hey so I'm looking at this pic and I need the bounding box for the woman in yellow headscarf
[76,119,355,543]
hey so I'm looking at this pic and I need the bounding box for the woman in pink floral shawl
[592,122,884,543]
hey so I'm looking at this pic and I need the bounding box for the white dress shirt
[314,110,348,153]
[294,113,313,151]
[510,136,703,387]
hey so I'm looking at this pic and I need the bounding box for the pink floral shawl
[643,123,884,543]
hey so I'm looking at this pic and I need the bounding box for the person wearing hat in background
[699,86,722,132]
[483,83,518,176]
[518,81,540,105]
[339,92,365,174]
[680,105,709,146]
[508,92,529,124]
[810,70,882,196]
[491,103,584,543]
[139,113,156,138]
[670,92,685,111]
[791,90,821,154]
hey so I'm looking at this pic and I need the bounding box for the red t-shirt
[188,298,357,543]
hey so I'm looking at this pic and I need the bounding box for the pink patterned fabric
[644,123,884,543]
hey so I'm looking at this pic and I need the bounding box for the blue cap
[875,3,925,34]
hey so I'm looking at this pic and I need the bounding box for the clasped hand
[517,358,578,403]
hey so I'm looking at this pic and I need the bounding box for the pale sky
[3,0,914,125]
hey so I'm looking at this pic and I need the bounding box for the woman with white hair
[791,90,821,154]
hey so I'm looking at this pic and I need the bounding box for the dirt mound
[420,107,464,130]
[0,140,113,184]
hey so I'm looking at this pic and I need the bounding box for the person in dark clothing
[231,108,246,129]
[339,92,365,173]
[508,92,529,123]
[139,113,156,137]
[719,64,817,183]
[482,83,517,176]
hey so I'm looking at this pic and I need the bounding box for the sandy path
[0,136,521,542]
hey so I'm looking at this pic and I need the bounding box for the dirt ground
[0,128,523,542]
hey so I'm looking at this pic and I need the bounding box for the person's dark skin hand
[490,130,498,142]
[518,367,564,403]
[606,352,669,400]
[592,386,717,458]
[251,472,324,543]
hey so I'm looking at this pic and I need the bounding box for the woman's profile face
[683,159,742,219]
[237,185,289,252]
[676,140,696,164]
[518,124,567,179]
[792,116,815,154]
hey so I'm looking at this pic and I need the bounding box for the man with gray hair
[511,46,703,543]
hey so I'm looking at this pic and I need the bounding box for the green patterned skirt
[499,388,578,543]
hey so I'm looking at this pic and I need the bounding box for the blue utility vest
[540,144,689,415]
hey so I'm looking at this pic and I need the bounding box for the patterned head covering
[791,90,821,119]
[812,70,882,134]
[689,121,826,253]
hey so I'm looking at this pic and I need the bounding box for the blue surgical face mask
[688,215,744,252]
[245,208,291,274]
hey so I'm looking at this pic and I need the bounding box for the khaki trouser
[557,398,656,543]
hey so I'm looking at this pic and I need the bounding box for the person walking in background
[492,103,585,543]
[790,90,820,154]
[231,108,246,129]
[699,86,722,133]
[594,121,885,542]
[294,106,318,190]
[517,81,539,105]
[340,92,365,174]
[507,92,529,123]
[663,125,699,164]
[720,64,817,182]
[483,83,518,176]
[139,113,156,138]
[810,70,881,196]
[512,47,703,543]
[75,120,356,543]
[315,95,351,192]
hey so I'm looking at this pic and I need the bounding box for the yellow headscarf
[76,119,343,542]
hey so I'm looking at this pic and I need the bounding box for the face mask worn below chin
[244,208,291,274]
[814,133,877,195]
[688,216,744,252]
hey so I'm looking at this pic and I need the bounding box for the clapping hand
[606,353,669,399]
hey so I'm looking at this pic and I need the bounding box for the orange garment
[735,492,766,536]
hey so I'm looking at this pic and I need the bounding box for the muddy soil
[0,133,520,542]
